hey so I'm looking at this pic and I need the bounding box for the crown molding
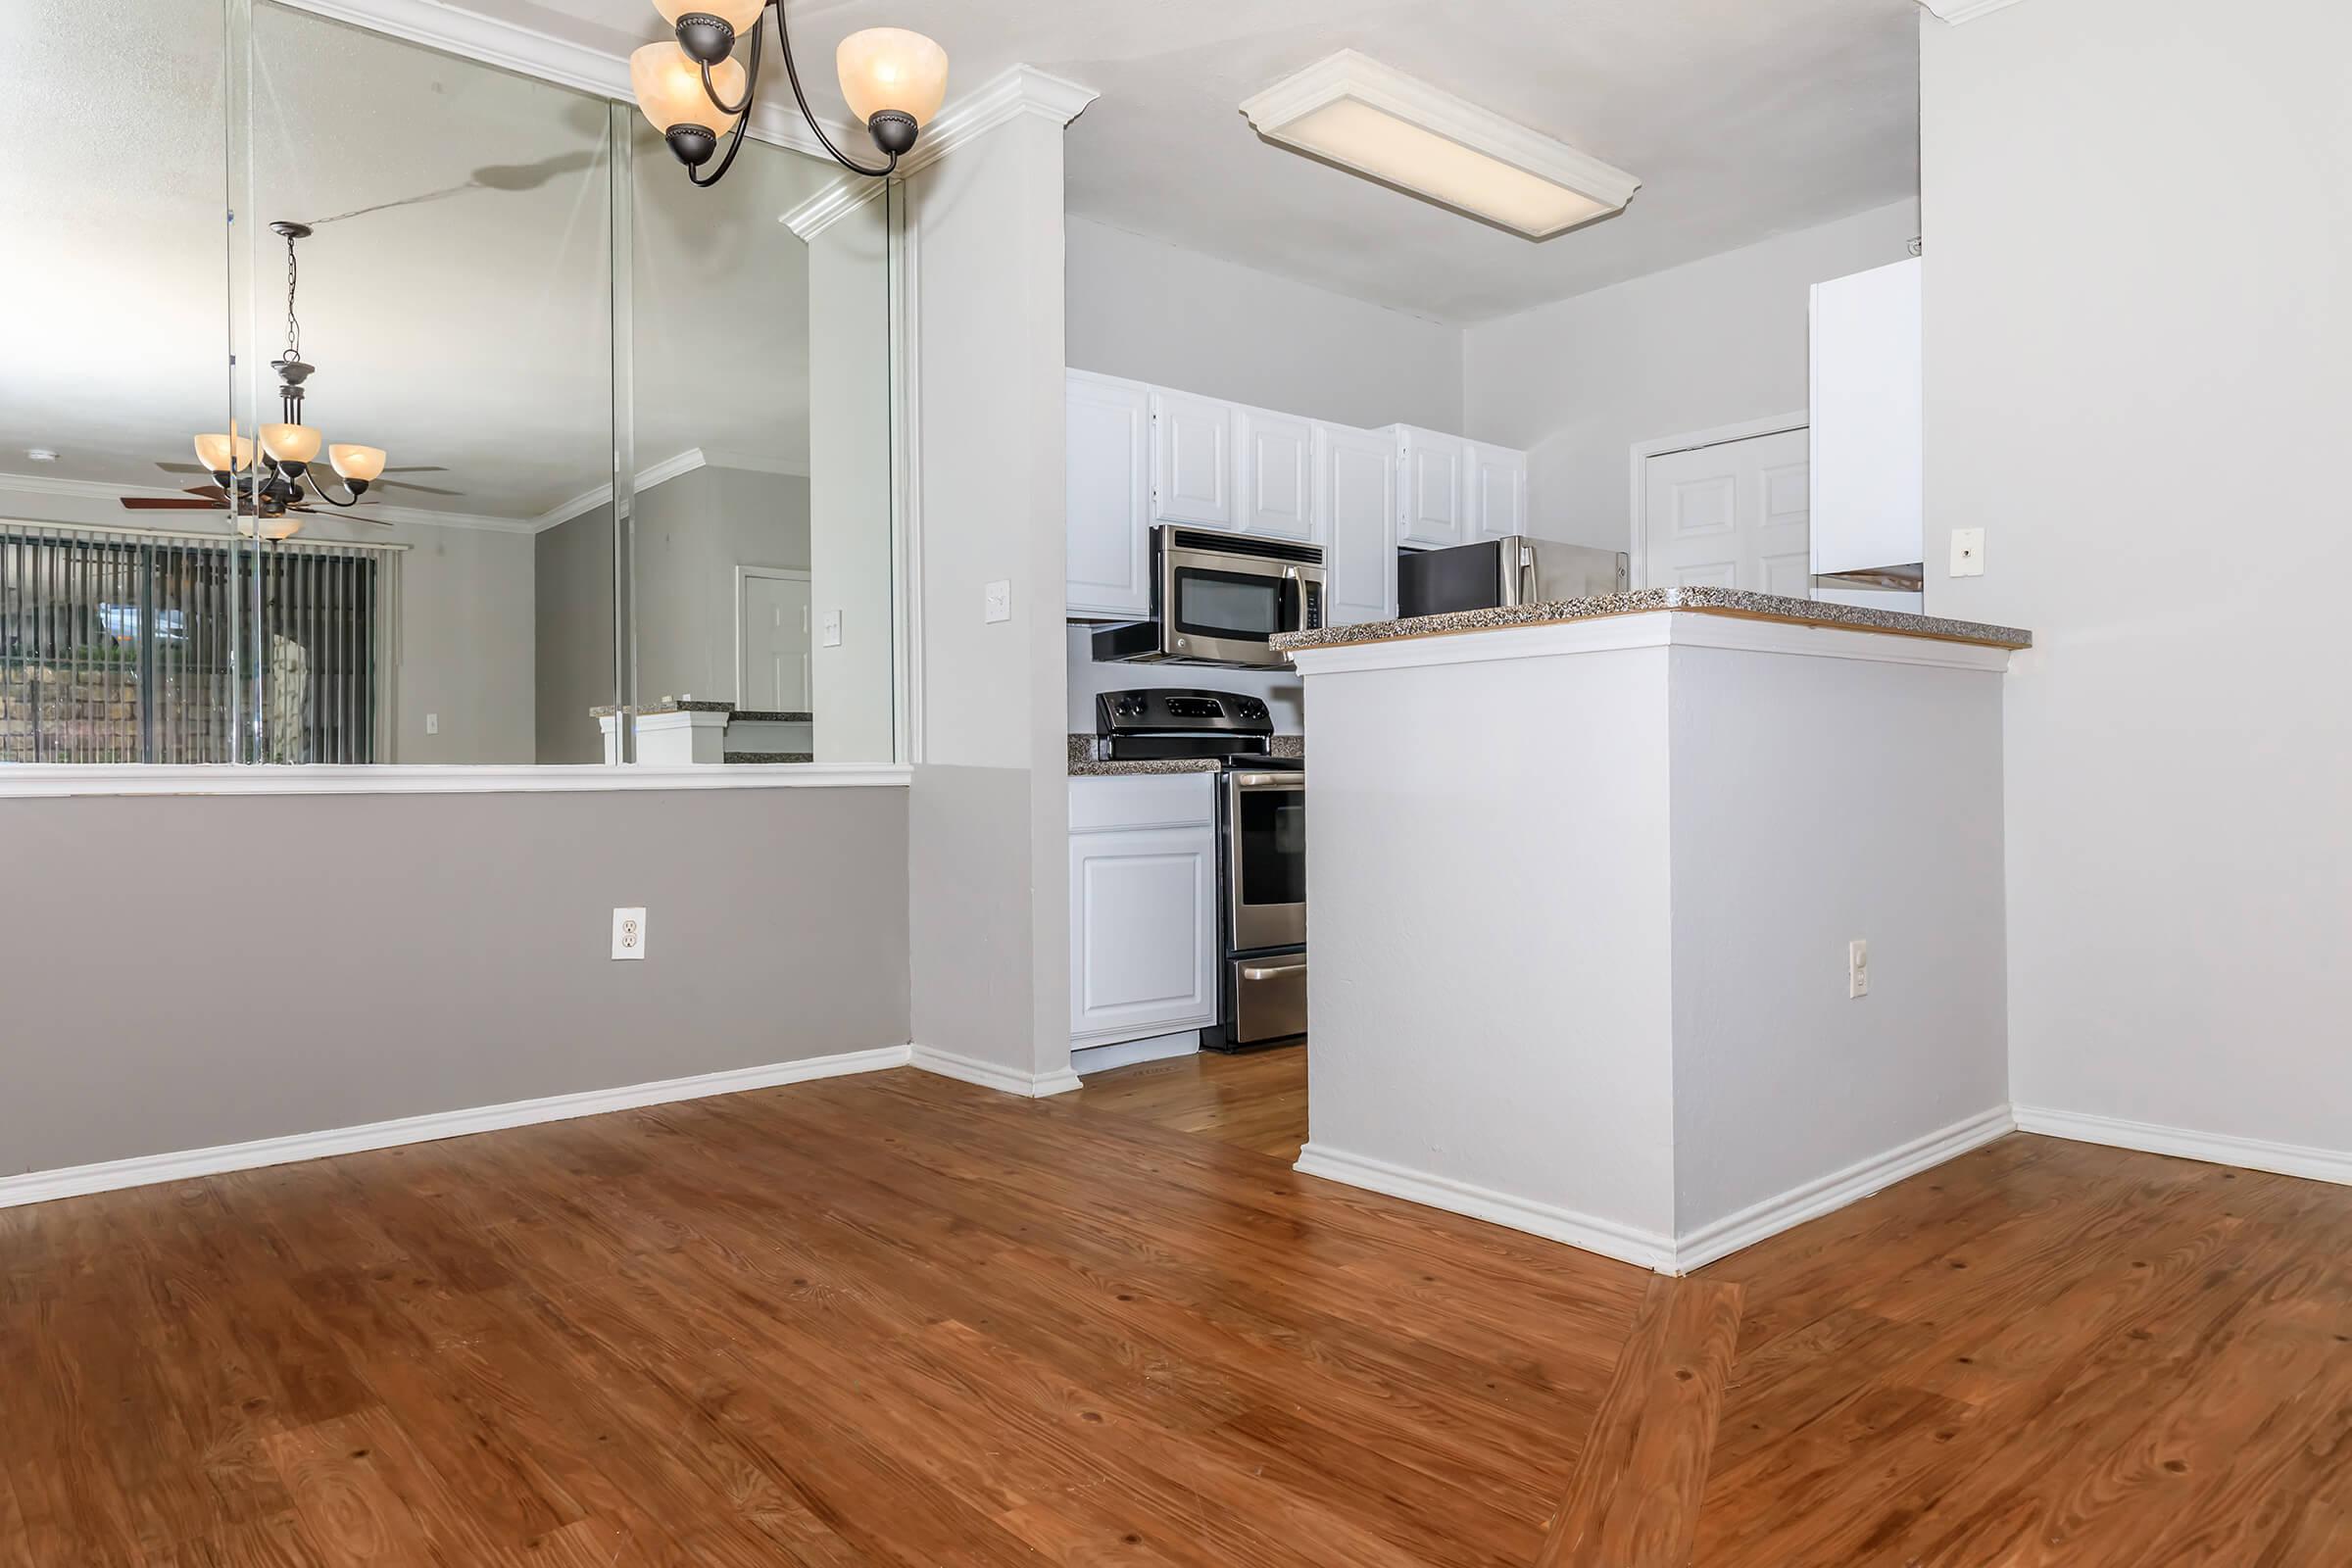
[0,470,537,536]
[1240,50,1642,225]
[1915,0,2031,23]
[272,0,853,162]
[783,64,1100,241]
[531,446,710,532]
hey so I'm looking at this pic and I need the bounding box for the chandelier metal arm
[765,1,896,178]
[688,101,758,187]
[309,475,363,508]
[697,7,760,118]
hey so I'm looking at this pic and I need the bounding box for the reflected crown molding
[783,65,1100,241]
[273,0,854,161]
[0,470,538,536]
[530,445,808,534]
[1914,0,2030,22]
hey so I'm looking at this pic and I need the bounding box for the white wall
[1065,218,1463,434]
[1922,0,2352,1163]
[909,109,1076,1089]
[1461,201,1920,552]
[632,464,810,708]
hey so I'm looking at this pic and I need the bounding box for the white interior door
[1641,428,1811,597]
[739,569,812,711]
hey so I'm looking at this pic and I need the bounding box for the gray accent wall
[1,786,909,1177]
[534,504,616,763]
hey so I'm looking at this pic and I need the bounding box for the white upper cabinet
[1150,389,1236,528]
[1393,425,1468,549]
[1809,257,1924,575]
[1065,370,1153,619]
[1465,442,1529,541]
[1233,406,1316,541]
[1316,422,1397,625]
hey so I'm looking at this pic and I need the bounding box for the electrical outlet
[1848,938,1870,999]
[1949,528,1985,577]
[984,579,1011,623]
[612,906,648,961]
[424,712,439,735]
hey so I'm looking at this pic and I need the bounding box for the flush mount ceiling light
[1240,51,1640,239]
[632,2,948,188]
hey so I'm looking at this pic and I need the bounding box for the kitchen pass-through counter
[1274,588,2029,1275]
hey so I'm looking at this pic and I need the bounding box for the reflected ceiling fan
[121,220,460,539]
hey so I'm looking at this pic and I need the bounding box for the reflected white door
[1641,428,1811,597]
[738,568,812,710]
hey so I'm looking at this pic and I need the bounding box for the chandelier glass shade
[630,1,946,188]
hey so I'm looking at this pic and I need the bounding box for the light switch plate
[984,579,1011,623]
[1848,938,1870,999]
[1949,528,1985,577]
[819,609,843,649]
[424,712,439,735]
[612,907,648,960]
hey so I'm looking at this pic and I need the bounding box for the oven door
[1226,769,1306,951]
[1159,542,1323,666]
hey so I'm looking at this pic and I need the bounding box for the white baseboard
[0,1045,914,1211]
[1671,1104,2016,1273]
[2015,1104,2352,1188]
[1293,1142,1676,1272]
[910,1044,1084,1099]
[1071,1031,1200,1076]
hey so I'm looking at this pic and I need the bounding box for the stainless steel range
[1095,688,1305,1053]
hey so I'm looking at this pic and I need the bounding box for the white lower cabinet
[1069,774,1218,1049]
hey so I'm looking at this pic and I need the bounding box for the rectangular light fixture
[1240,51,1641,239]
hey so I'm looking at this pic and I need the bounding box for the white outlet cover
[819,609,844,648]
[1848,938,1870,998]
[1949,527,1985,577]
[984,579,1012,623]
[612,906,648,960]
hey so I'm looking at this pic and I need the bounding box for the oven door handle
[1230,772,1306,791]
[1239,962,1308,982]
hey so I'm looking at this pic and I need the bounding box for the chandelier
[629,2,948,187]
[189,221,387,540]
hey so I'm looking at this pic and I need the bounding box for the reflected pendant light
[630,1,947,187]
[191,221,391,533]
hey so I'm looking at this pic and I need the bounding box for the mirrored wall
[0,0,899,770]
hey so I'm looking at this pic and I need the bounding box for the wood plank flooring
[1071,1045,1308,1161]
[4,1058,2350,1566]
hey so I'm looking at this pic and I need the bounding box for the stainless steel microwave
[1091,526,1326,668]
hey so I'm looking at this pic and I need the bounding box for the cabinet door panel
[1809,257,1923,574]
[1235,407,1315,541]
[1065,371,1152,618]
[1396,426,1467,549]
[1069,824,1216,1042]
[1316,422,1396,625]
[1466,442,1528,540]
[1151,390,1235,527]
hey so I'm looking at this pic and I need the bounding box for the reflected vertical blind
[0,521,399,764]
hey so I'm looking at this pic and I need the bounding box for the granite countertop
[589,698,737,718]
[1271,586,2033,656]
[732,710,813,723]
[1067,733,1303,777]
[723,752,814,764]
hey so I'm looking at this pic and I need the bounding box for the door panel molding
[1628,412,1808,592]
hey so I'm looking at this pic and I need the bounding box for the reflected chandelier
[629,2,948,187]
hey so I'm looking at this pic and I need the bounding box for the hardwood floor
[4,1063,2349,1565]
[1071,1044,1308,1161]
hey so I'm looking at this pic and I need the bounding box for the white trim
[1239,51,1641,237]
[1071,1032,1201,1075]
[1672,1106,2017,1273]
[893,176,924,766]
[1285,609,2017,677]
[1916,0,2031,24]
[783,65,1101,241]
[0,763,909,799]
[0,471,535,536]
[734,565,813,710]
[272,0,852,162]
[2015,1105,2352,1188]
[909,1045,1084,1099]
[0,1045,915,1211]
[1294,1142,1676,1272]
[532,447,710,533]
[1627,412,1809,590]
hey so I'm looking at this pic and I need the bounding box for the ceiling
[473,0,1924,323]
[0,0,855,527]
